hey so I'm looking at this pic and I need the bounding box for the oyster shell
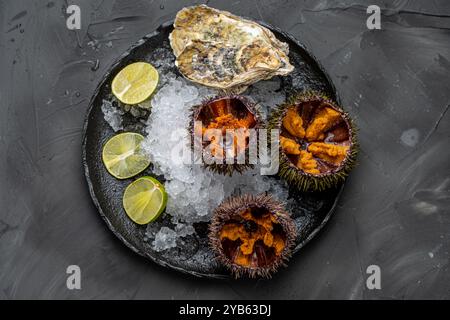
[169,5,294,92]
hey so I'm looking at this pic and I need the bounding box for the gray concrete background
[0,0,449,299]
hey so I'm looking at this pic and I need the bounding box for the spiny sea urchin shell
[190,95,262,175]
[209,193,297,278]
[268,91,358,191]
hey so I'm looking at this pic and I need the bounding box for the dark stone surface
[0,0,449,299]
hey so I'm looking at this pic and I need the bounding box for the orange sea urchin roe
[205,114,240,131]
[205,113,255,132]
[241,209,278,232]
[283,108,305,138]
[296,150,320,174]
[219,209,286,267]
[203,113,254,158]
[305,107,341,141]
[280,137,320,174]
[281,101,350,174]
[308,142,349,166]
[280,136,301,155]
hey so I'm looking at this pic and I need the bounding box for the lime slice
[112,62,159,105]
[123,176,167,224]
[102,132,150,179]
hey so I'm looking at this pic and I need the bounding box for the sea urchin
[269,91,358,191]
[209,193,297,278]
[191,95,262,175]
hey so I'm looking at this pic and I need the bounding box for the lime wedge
[112,62,159,105]
[123,176,167,224]
[102,132,150,179]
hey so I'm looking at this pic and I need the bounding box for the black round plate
[82,21,343,278]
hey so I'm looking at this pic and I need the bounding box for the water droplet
[400,128,420,147]
[160,4,164,9]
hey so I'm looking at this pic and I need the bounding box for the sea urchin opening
[191,95,261,175]
[270,91,358,191]
[209,194,296,278]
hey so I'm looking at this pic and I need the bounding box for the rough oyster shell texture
[169,5,294,93]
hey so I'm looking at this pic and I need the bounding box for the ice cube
[101,99,124,132]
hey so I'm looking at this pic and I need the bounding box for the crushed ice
[152,227,178,252]
[101,99,124,132]
[244,77,286,120]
